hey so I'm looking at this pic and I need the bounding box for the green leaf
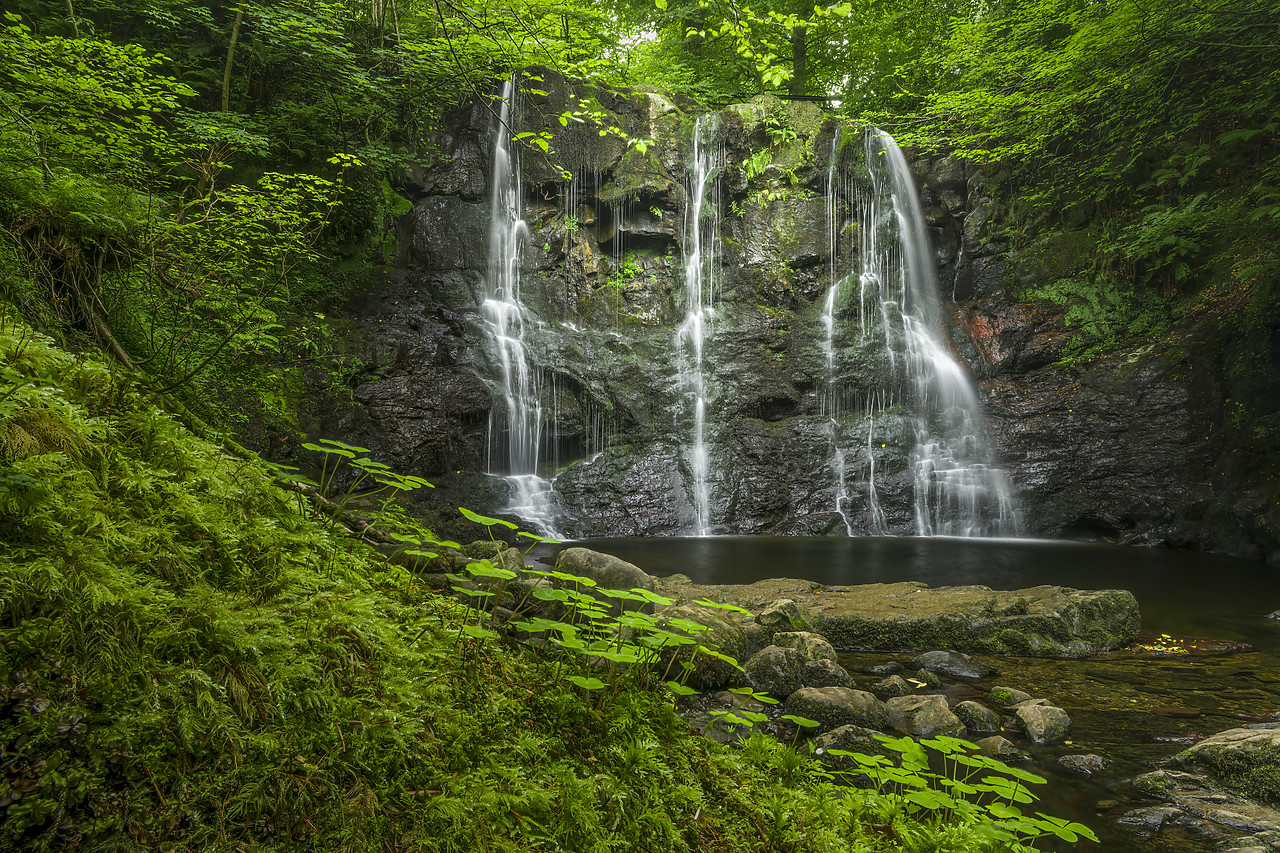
[905,788,955,811]
[692,598,751,615]
[301,441,354,458]
[465,561,517,580]
[567,675,605,690]
[985,801,1023,820]
[628,588,675,605]
[459,507,519,529]
[318,438,370,453]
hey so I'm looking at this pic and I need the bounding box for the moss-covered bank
[1,311,1048,852]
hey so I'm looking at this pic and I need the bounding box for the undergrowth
[1,306,1085,851]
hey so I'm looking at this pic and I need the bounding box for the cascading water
[823,126,1019,537]
[822,131,886,535]
[481,79,561,537]
[675,116,724,536]
[859,127,1019,536]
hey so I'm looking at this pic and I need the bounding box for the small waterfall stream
[820,126,1017,536]
[857,127,1019,536]
[822,133,857,535]
[675,116,724,536]
[481,79,561,537]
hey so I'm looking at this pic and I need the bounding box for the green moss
[1190,746,1280,806]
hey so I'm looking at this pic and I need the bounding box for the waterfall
[481,79,561,537]
[822,132,860,535]
[675,115,723,536]
[822,126,1018,536]
[856,127,1019,536]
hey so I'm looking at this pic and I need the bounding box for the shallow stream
[538,537,1280,851]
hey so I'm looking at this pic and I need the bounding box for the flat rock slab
[654,576,1139,658]
[1134,769,1280,835]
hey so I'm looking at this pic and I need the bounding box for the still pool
[533,537,1280,851]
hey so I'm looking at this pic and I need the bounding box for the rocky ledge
[1129,723,1280,852]
[654,575,1140,658]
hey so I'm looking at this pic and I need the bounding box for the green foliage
[0,317,1097,851]
[1022,276,1186,363]
[825,734,1099,850]
[0,13,194,177]
[867,0,1280,358]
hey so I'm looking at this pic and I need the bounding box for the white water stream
[860,127,1018,535]
[675,116,724,536]
[481,79,561,537]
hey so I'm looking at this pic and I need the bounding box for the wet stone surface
[832,643,1280,852]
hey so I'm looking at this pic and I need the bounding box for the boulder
[953,700,1002,733]
[1058,754,1109,775]
[654,604,749,690]
[757,599,812,634]
[914,668,942,688]
[802,658,853,689]
[913,650,997,679]
[988,686,1033,708]
[784,688,888,734]
[974,735,1025,761]
[869,675,913,700]
[885,695,966,738]
[814,725,897,767]
[1133,769,1280,838]
[655,578,1140,658]
[1014,703,1071,744]
[1169,723,1280,806]
[772,631,838,662]
[742,622,772,656]
[743,645,806,699]
[555,547,654,595]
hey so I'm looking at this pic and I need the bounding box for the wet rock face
[308,70,1277,561]
[916,149,1280,563]
[982,355,1210,544]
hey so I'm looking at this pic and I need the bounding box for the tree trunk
[790,25,808,96]
[64,0,80,37]
[221,9,244,112]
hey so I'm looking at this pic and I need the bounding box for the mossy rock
[1172,724,1280,806]
[743,645,806,699]
[869,675,912,700]
[988,686,1033,708]
[771,631,837,663]
[783,687,888,734]
[1014,703,1071,745]
[655,604,750,690]
[802,658,853,689]
[953,700,1002,734]
[885,695,965,739]
[757,598,812,634]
